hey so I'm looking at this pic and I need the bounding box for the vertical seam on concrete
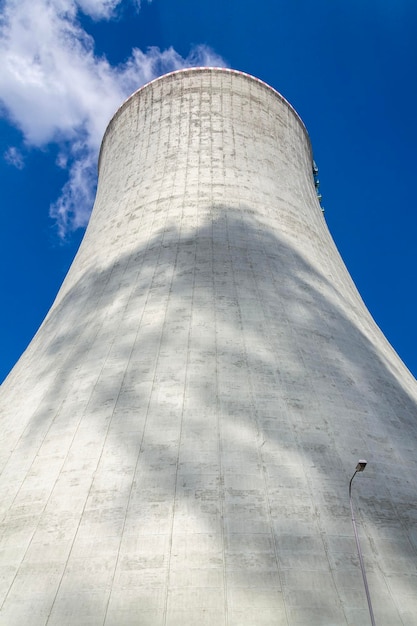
[257,202,351,623]
[217,71,229,626]
[101,77,176,624]
[161,75,189,626]
[1,255,130,616]
[0,258,116,523]
[254,213,295,626]
[231,77,290,625]
[44,252,135,624]
[252,84,293,624]
[99,248,155,624]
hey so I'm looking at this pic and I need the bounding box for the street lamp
[349,460,376,626]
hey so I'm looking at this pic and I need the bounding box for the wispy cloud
[4,145,24,169]
[0,0,225,238]
[76,0,141,20]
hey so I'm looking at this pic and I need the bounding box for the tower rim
[98,66,312,171]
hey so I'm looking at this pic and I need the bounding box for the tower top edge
[99,67,312,168]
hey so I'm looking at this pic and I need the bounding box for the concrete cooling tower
[1,68,417,626]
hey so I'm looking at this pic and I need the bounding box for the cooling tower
[1,68,417,626]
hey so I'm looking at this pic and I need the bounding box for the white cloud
[0,0,116,147]
[76,0,144,20]
[0,0,226,238]
[76,0,127,20]
[4,145,24,169]
[50,147,97,238]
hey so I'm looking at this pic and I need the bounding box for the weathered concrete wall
[1,68,416,625]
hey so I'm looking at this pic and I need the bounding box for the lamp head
[356,460,367,472]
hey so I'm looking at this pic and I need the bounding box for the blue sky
[1,0,417,383]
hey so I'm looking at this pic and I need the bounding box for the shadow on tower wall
[1,208,417,624]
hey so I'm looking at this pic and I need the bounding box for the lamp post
[349,460,376,626]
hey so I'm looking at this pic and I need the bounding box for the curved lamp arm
[349,461,376,626]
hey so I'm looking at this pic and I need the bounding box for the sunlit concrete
[1,68,417,625]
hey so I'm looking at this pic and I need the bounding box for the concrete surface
[0,68,416,625]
